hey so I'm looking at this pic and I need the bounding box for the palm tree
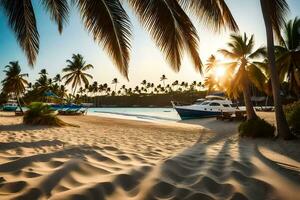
[276,17,300,97]
[39,69,48,76]
[34,73,51,96]
[2,61,28,112]
[62,54,94,97]
[218,33,267,120]
[141,80,147,87]
[160,74,167,87]
[172,80,179,91]
[53,74,62,84]
[0,0,237,78]
[112,78,119,92]
[259,0,293,139]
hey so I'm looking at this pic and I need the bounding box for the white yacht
[172,95,240,119]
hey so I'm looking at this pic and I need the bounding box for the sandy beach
[0,112,299,200]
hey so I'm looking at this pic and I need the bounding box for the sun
[215,67,226,79]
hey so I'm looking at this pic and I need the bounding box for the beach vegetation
[238,118,275,138]
[23,102,67,126]
[284,101,300,134]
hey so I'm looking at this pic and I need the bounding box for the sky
[0,0,299,91]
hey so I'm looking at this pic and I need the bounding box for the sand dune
[0,112,299,200]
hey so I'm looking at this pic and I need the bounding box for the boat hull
[2,106,18,111]
[175,107,221,119]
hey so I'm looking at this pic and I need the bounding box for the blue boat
[2,100,18,111]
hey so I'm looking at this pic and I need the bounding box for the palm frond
[248,47,266,59]
[0,0,39,66]
[263,0,289,41]
[247,64,268,91]
[82,64,94,71]
[282,17,300,50]
[179,0,238,32]
[82,73,93,79]
[41,0,69,33]
[128,0,202,73]
[75,0,131,79]
[218,49,238,59]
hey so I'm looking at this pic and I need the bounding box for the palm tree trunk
[242,84,257,120]
[260,0,293,139]
[72,85,78,101]
[241,66,257,120]
[16,94,23,113]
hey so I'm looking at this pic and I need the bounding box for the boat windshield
[209,102,221,106]
[201,102,210,105]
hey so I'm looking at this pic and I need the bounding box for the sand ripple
[0,115,299,200]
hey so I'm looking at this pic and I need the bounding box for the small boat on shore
[50,104,88,115]
[2,100,18,111]
[172,95,240,119]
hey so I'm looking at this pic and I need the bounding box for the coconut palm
[141,80,147,87]
[259,0,293,139]
[0,0,237,79]
[276,17,300,97]
[218,33,267,120]
[2,61,28,111]
[39,69,48,76]
[112,78,119,92]
[91,81,98,96]
[160,74,167,87]
[34,73,51,96]
[62,54,94,97]
[53,74,62,84]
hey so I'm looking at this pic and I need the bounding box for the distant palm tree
[39,69,48,76]
[78,87,85,97]
[0,0,237,78]
[62,54,94,97]
[121,85,127,95]
[141,80,147,87]
[197,82,202,90]
[218,33,267,120]
[160,74,167,87]
[2,61,28,111]
[134,86,139,94]
[260,0,293,139]
[53,74,62,84]
[172,80,179,91]
[112,78,119,92]
[91,81,98,96]
[34,73,51,95]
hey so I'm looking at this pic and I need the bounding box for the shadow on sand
[0,124,53,131]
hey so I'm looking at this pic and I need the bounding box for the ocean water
[88,107,181,121]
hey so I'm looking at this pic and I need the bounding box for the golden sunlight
[215,66,226,79]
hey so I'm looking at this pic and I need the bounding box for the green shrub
[238,118,275,138]
[23,102,67,126]
[284,101,300,132]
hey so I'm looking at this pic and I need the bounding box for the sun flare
[215,67,226,79]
